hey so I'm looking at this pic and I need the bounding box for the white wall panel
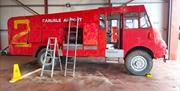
[0,0,44,5]
[49,6,103,13]
[145,3,168,41]
[48,0,106,4]
[0,31,8,49]
[0,0,17,5]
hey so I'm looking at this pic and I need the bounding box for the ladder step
[46,56,53,59]
[67,61,74,64]
[70,31,76,33]
[55,57,60,59]
[66,69,73,71]
[49,37,56,39]
[67,56,73,57]
[47,50,54,52]
[65,56,74,59]
[46,56,59,59]
[69,37,76,39]
[49,44,55,45]
[66,64,74,67]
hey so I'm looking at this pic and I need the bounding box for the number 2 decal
[11,19,32,47]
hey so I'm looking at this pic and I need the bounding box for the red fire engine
[7,5,167,75]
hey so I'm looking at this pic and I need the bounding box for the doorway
[106,13,122,49]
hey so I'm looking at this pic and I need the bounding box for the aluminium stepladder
[40,37,63,78]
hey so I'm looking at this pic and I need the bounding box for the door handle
[148,32,153,40]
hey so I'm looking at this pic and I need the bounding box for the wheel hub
[131,56,147,72]
[40,53,52,66]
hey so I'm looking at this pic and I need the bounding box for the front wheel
[125,50,153,76]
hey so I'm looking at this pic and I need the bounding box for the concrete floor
[0,41,179,91]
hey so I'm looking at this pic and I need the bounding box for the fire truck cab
[8,5,167,76]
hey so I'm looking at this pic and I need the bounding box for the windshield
[140,12,151,28]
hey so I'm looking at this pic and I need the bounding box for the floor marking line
[97,71,113,85]
[22,68,41,78]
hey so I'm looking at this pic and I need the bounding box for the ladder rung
[47,50,54,52]
[49,37,56,39]
[70,31,76,33]
[67,59,74,61]
[70,32,76,34]
[69,37,76,39]
[66,69,73,71]
[67,61,74,64]
[65,56,74,58]
[67,56,75,57]
[55,57,60,59]
[46,56,59,59]
[67,64,74,66]
[46,56,53,59]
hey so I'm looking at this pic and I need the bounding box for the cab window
[99,14,105,29]
[140,12,151,28]
[124,12,138,29]
[125,18,138,29]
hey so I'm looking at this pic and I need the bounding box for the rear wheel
[37,48,57,69]
[125,50,153,76]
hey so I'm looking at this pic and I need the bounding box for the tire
[37,48,58,69]
[125,50,153,76]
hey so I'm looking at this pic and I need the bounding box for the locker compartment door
[83,23,98,46]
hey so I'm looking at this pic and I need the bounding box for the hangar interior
[0,0,179,91]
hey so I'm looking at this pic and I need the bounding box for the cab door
[123,12,140,48]
[123,12,152,51]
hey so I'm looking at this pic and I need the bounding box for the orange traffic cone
[9,64,23,83]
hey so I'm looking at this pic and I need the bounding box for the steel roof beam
[13,0,39,15]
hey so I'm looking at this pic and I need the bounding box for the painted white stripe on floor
[97,71,113,85]
[22,68,41,78]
